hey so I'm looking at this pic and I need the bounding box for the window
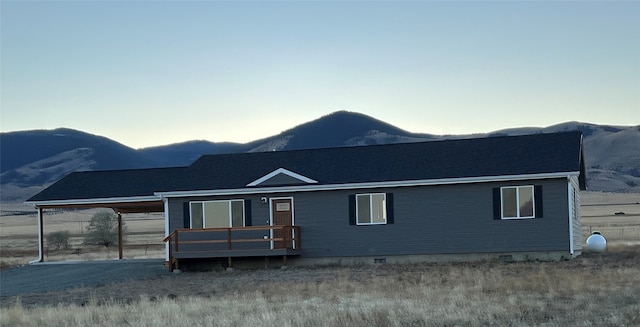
[356,193,387,225]
[501,186,535,219]
[190,200,245,228]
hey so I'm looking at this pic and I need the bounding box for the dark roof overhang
[26,197,164,213]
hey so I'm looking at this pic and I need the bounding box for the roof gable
[247,168,318,187]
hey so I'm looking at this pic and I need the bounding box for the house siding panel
[569,176,583,252]
[291,178,570,258]
[168,198,185,231]
[167,178,571,258]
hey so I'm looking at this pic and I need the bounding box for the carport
[24,166,186,263]
[27,197,164,263]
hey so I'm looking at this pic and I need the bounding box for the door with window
[271,198,293,249]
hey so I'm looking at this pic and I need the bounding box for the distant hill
[140,141,242,167]
[1,111,639,202]
[0,128,156,190]
[245,111,436,151]
[488,122,640,194]
[0,128,155,202]
[1,128,155,173]
[137,111,434,162]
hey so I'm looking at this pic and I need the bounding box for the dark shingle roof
[28,132,585,202]
[27,167,188,201]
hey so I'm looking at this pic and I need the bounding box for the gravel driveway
[0,259,170,298]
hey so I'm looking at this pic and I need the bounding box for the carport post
[117,212,123,260]
[37,207,44,262]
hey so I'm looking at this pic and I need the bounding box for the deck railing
[163,225,301,271]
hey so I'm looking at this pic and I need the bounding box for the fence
[584,224,640,243]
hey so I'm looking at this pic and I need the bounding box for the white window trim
[189,199,245,228]
[500,185,535,220]
[356,193,387,225]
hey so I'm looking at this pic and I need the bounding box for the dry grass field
[581,192,640,245]
[0,191,639,326]
[1,247,639,326]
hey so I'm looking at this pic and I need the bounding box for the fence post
[117,212,123,260]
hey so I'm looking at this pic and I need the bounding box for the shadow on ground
[0,259,169,298]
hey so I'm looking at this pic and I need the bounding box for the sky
[1,1,639,149]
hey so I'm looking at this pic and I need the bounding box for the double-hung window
[501,186,535,219]
[356,193,387,225]
[190,200,245,228]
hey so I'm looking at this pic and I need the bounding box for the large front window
[356,193,387,225]
[190,200,245,228]
[501,186,535,219]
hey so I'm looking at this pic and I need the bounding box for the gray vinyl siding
[167,178,571,258]
[570,175,583,252]
[168,198,184,231]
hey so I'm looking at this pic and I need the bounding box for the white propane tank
[585,232,607,253]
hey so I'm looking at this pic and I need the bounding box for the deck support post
[282,255,287,266]
[167,240,174,272]
[117,212,123,260]
[175,231,179,252]
[227,257,232,268]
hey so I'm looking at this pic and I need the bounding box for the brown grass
[1,192,639,325]
[581,191,640,246]
[2,248,639,326]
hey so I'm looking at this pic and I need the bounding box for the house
[27,132,586,270]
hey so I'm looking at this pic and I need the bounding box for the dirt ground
[1,246,638,309]
[0,259,169,299]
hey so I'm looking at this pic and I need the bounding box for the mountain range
[1,111,639,203]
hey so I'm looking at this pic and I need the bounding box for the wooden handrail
[163,230,177,242]
[165,226,295,242]
[167,225,294,234]
[164,225,301,271]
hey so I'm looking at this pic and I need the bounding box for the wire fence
[585,225,640,243]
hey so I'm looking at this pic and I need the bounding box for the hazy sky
[1,1,639,149]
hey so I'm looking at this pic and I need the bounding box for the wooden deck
[163,225,301,271]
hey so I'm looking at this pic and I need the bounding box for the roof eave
[156,171,581,198]
[25,195,162,208]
